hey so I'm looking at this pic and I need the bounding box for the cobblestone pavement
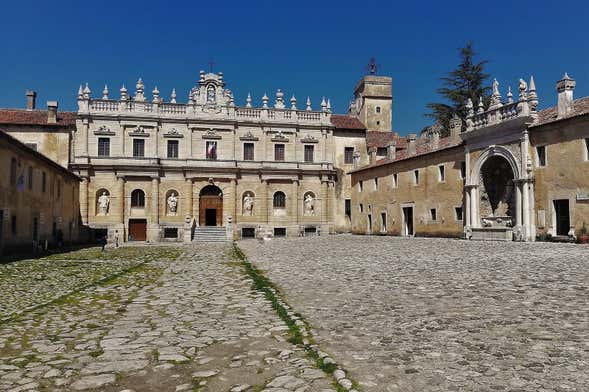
[0,244,335,392]
[239,235,589,392]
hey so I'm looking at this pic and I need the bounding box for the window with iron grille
[304,145,314,163]
[206,141,217,160]
[274,144,285,161]
[167,140,179,158]
[243,142,254,161]
[344,147,354,164]
[273,191,286,208]
[132,139,144,157]
[98,138,110,157]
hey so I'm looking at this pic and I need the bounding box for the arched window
[131,189,145,207]
[273,191,286,208]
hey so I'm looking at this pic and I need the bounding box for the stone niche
[479,156,515,228]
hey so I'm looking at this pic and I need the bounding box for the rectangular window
[460,161,466,179]
[27,166,33,190]
[392,173,398,188]
[98,138,110,157]
[42,172,46,193]
[380,212,387,232]
[163,228,178,238]
[345,199,351,217]
[243,142,255,161]
[376,106,381,113]
[206,141,217,160]
[455,207,463,221]
[132,139,145,157]
[273,227,287,237]
[167,140,179,158]
[536,145,546,167]
[344,147,354,164]
[414,170,420,185]
[430,208,437,221]
[585,138,589,161]
[241,227,256,238]
[359,203,364,213]
[376,147,387,157]
[274,143,285,161]
[359,180,364,192]
[304,145,314,163]
[11,215,16,235]
[374,178,378,191]
[439,165,445,182]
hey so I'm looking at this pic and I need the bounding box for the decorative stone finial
[262,93,269,108]
[506,86,513,104]
[290,95,297,110]
[327,99,331,112]
[489,78,502,109]
[120,84,128,100]
[321,97,327,112]
[518,78,528,101]
[306,97,312,111]
[275,89,285,109]
[83,83,91,99]
[152,86,160,103]
[134,78,145,101]
[170,88,177,103]
[465,97,474,117]
[77,85,84,99]
[528,76,538,113]
[246,93,252,108]
[102,85,109,100]
[477,96,484,114]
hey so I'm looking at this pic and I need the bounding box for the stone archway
[199,185,223,226]
[479,156,515,220]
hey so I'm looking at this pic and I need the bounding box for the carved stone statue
[97,192,110,215]
[243,194,254,216]
[304,194,315,216]
[167,192,178,215]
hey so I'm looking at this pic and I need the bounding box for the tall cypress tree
[426,42,491,135]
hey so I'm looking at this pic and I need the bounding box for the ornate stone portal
[479,156,515,228]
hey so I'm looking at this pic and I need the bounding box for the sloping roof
[330,114,366,130]
[0,129,80,181]
[0,109,76,127]
[366,131,407,150]
[534,96,589,127]
[350,135,463,173]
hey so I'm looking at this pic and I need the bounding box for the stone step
[193,227,228,242]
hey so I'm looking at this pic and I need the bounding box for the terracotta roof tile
[534,96,589,126]
[351,135,463,173]
[0,109,76,127]
[366,131,406,149]
[330,114,366,130]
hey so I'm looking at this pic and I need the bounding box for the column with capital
[470,186,479,228]
[464,185,471,229]
[522,180,530,240]
[515,180,522,239]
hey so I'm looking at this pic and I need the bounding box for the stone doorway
[402,206,414,236]
[553,199,570,236]
[199,185,223,227]
[128,219,147,241]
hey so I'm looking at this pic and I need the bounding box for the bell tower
[348,58,393,132]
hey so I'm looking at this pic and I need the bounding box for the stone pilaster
[80,177,89,225]
[261,179,269,224]
[185,178,193,218]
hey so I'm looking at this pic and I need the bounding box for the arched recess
[96,188,110,216]
[469,145,521,186]
[199,185,223,226]
[242,191,255,216]
[131,189,145,208]
[165,189,179,216]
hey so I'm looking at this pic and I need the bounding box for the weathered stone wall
[351,146,465,237]
[2,125,71,168]
[0,134,81,254]
[530,116,589,236]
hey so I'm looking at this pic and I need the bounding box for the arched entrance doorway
[479,156,515,220]
[199,185,223,226]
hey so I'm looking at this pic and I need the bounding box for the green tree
[425,42,491,136]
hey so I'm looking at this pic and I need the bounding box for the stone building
[0,130,81,255]
[69,70,388,242]
[351,74,589,241]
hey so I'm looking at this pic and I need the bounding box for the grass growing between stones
[232,244,360,392]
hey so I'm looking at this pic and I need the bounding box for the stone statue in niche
[206,85,216,103]
[97,192,110,215]
[243,194,254,216]
[167,192,178,215]
[304,194,315,216]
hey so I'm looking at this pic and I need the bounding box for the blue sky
[1,0,588,134]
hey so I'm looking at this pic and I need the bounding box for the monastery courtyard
[0,238,587,392]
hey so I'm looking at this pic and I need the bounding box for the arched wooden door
[199,185,223,226]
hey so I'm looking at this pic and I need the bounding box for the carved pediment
[301,133,318,143]
[164,128,183,138]
[202,128,222,140]
[271,130,290,142]
[239,130,259,141]
[93,125,116,135]
[128,125,150,137]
